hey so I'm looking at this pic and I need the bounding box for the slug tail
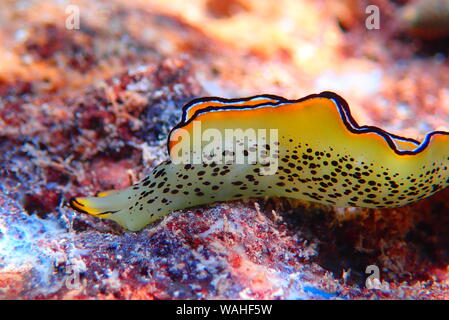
[69,191,127,218]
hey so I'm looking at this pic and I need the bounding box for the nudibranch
[69,91,449,231]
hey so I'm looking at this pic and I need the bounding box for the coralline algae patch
[0,192,68,298]
[172,204,337,300]
[102,203,339,300]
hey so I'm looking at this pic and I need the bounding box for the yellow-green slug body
[70,92,449,231]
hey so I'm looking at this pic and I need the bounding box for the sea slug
[70,91,449,231]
